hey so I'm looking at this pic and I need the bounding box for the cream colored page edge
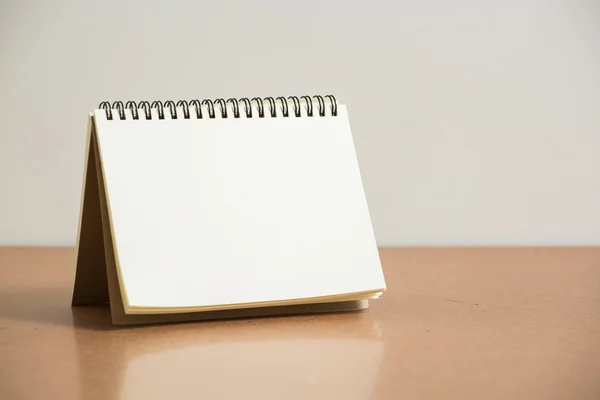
[126,291,382,315]
[92,115,132,310]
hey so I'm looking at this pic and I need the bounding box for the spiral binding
[98,95,338,121]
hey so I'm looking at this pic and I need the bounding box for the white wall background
[1,0,599,246]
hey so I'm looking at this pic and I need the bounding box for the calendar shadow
[0,284,121,331]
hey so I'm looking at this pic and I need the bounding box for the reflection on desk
[70,307,383,400]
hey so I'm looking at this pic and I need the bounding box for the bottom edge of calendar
[122,289,385,315]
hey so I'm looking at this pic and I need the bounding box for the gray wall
[1,0,599,245]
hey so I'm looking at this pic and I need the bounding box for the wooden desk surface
[1,247,599,399]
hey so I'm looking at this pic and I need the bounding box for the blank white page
[94,105,386,311]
